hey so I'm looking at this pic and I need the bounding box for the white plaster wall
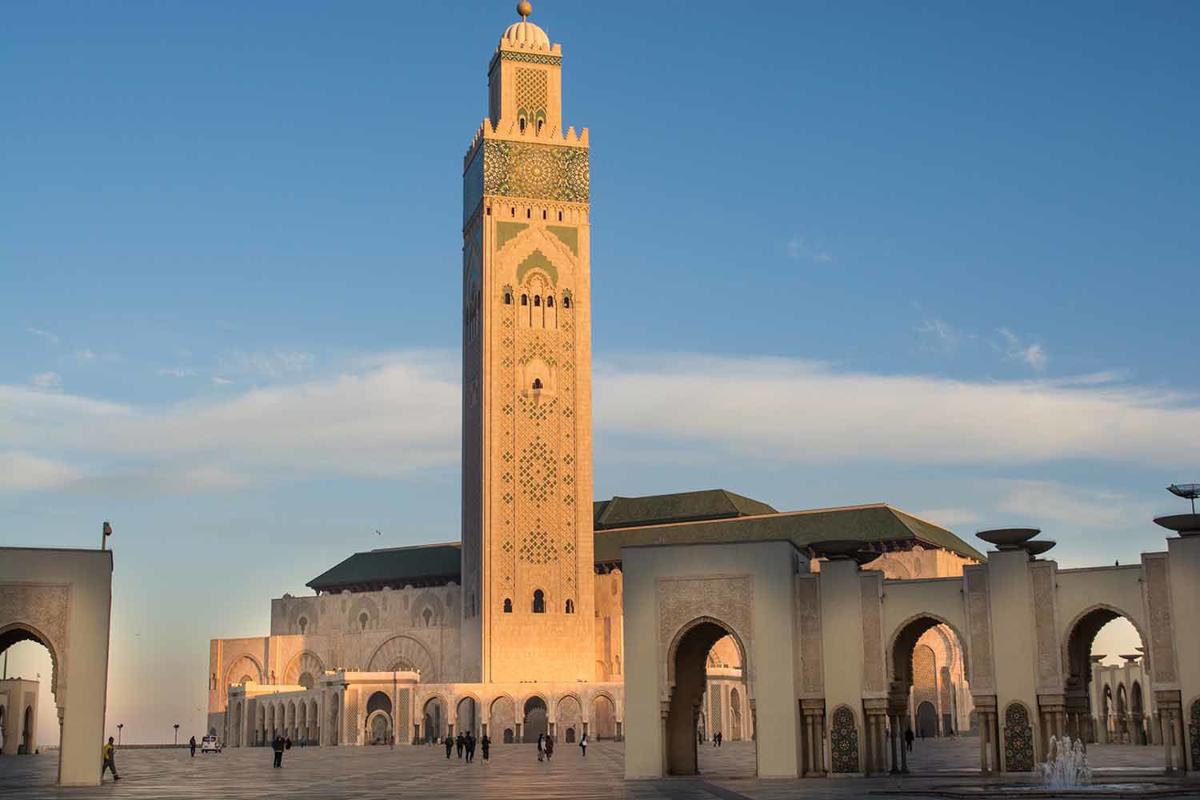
[986,550,1040,766]
[0,548,113,786]
[881,578,969,663]
[1166,535,1200,756]
[622,540,801,779]
[819,558,865,772]
[1054,565,1148,651]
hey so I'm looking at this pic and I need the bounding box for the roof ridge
[369,541,461,554]
[595,503,893,534]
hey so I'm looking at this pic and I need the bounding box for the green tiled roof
[306,493,983,592]
[306,543,462,592]
[593,489,776,530]
[592,503,985,564]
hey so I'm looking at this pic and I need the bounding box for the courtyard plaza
[0,740,1180,800]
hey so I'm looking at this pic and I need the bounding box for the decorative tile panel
[1003,702,1034,771]
[484,140,589,202]
[830,706,859,773]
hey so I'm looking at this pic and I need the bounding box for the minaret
[461,2,595,684]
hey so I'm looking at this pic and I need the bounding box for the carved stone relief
[964,568,995,692]
[860,576,885,694]
[657,575,752,687]
[1143,556,1178,684]
[796,576,823,694]
[0,582,70,704]
[1031,563,1061,688]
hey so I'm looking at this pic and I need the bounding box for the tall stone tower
[461,2,595,684]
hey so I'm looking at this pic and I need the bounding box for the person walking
[272,735,285,768]
[579,731,588,758]
[537,732,545,762]
[444,734,454,759]
[101,737,120,781]
[465,731,476,763]
[904,728,914,753]
[544,734,554,761]
[189,735,197,757]
[456,731,465,759]
[481,734,490,765]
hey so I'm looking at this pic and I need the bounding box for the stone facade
[205,7,973,759]
[623,531,1200,779]
[0,678,40,755]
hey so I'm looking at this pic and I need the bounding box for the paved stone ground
[0,739,1188,800]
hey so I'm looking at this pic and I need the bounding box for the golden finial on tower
[517,1,533,20]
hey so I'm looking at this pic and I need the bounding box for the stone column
[864,699,888,774]
[888,714,900,773]
[973,696,997,773]
[800,700,825,776]
[1155,690,1183,774]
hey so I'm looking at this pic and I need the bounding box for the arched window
[531,378,543,390]
[532,590,545,614]
[503,598,512,613]
[546,296,555,307]
[298,617,308,635]
[563,296,572,309]
[359,612,369,631]
[533,295,541,307]
[518,116,527,133]
[565,599,575,614]
[503,292,512,305]
[520,294,528,306]
[536,118,544,134]
[422,608,433,627]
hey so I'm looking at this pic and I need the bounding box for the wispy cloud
[915,318,962,355]
[914,507,980,528]
[0,452,79,491]
[1,352,459,495]
[158,367,197,378]
[785,236,833,264]
[218,349,316,380]
[74,348,97,363]
[4,350,1200,497]
[595,354,1199,466]
[996,328,1048,372]
[26,326,60,345]
[30,371,62,390]
[993,479,1152,532]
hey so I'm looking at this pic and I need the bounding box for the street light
[173,723,180,746]
[1167,483,1200,514]
[117,723,123,746]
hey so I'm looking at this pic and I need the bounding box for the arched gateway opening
[0,627,59,757]
[365,692,392,744]
[666,619,755,777]
[522,696,548,743]
[889,614,972,773]
[1063,606,1159,770]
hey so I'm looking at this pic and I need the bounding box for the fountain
[1038,736,1092,789]
[877,733,1190,797]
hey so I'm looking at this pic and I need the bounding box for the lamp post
[173,723,180,746]
[117,723,123,746]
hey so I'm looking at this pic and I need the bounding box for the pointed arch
[366,635,438,681]
[282,651,325,689]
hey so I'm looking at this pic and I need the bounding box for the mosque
[206,1,978,750]
[206,4,1200,778]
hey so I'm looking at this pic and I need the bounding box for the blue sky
[2,1,1197,743]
